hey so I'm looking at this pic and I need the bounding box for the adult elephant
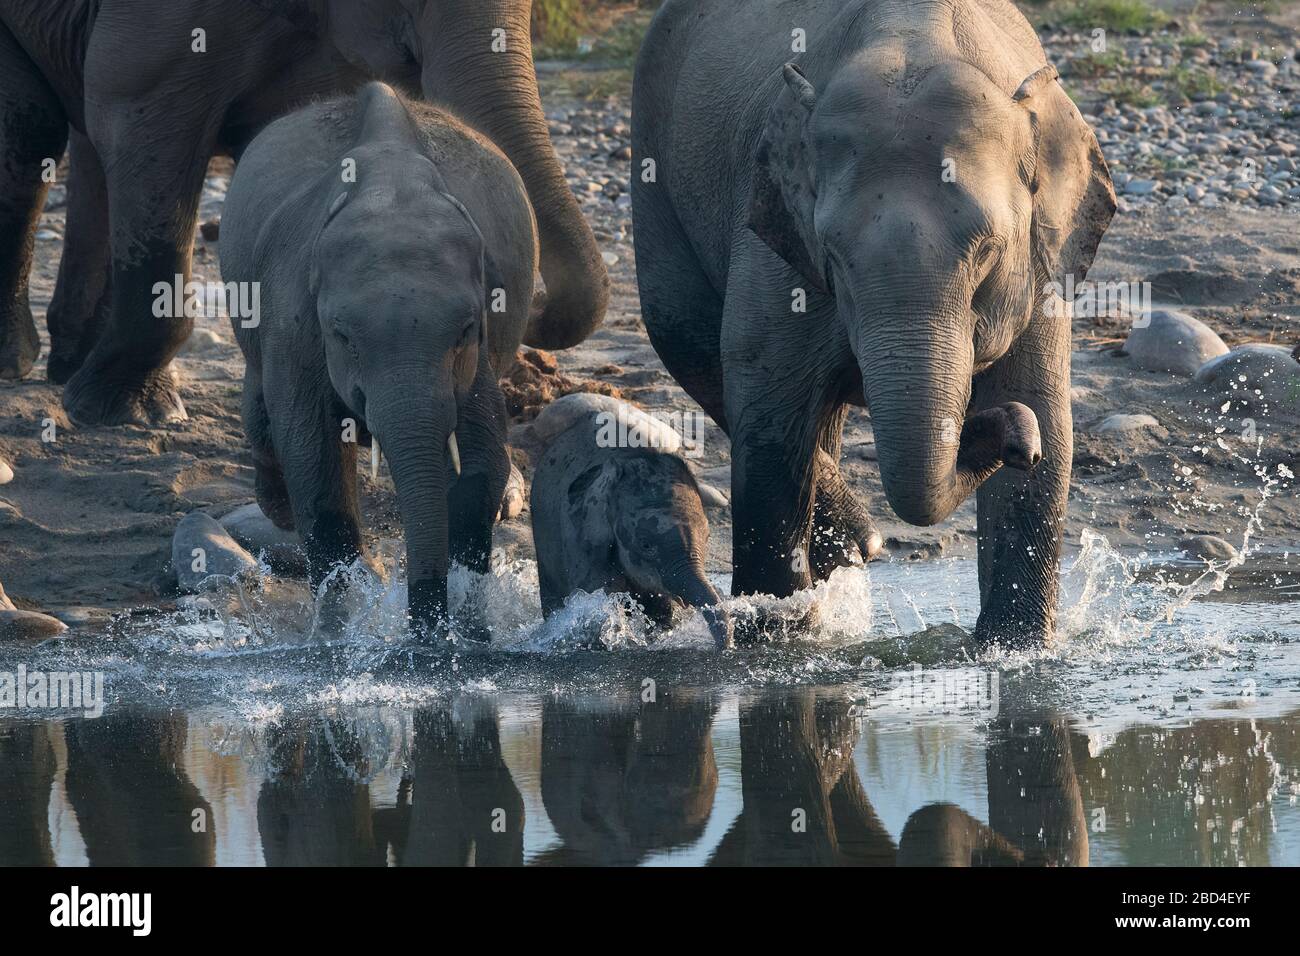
[632,0,1115,645]
[0,0,607,424]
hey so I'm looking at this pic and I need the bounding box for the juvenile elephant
[220,83,536,636]
[632,0,1116,645]
[531,411,733,649]
[0,0,606,426]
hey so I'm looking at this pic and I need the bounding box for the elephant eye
[822,253,837,296]
[972,236,1004,278]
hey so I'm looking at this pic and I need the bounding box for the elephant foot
[63,362,187,427]
[46,341,95,385]
[811,470,885,580]
[411,617,459,652]
[732,602,821,646]
[972,607,1052,649]
[0,308,40,380]
[408,578,455,646]
[310,557,382,638]
[809,518,884,578]
[454,614,493,646]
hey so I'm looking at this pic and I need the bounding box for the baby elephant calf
[220,83,537,637]
[530,409,733,649]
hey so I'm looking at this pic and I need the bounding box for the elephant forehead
[823,56,1025,138]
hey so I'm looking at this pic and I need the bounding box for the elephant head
[748,54,1115,526]
[295,1,608,348]
[310,84,495,631]
[582,452,733,649]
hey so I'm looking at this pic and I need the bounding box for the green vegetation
[532,2,657,100]
[1177,32,1212,49]
[1165,65,1224,100]
[574,9,653,65]
[1101,77,1161,107]
[533,0,590,53]
[533,1,654,64]
[1058,0,1169,32]
[540,67,635,100]
[1068,49,1129,78]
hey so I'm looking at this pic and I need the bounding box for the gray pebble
[0,610,68,644]
[1178,534,1239,562]
[1095,413,1161,434]
[1124,309,1228,377]
[1195,345,1300,412]
[220,503,305,575]
[173,512,259,592]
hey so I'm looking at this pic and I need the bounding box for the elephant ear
[747,63,829,293]
[309,190,351,295]
[440,189,501,342]
[1014,65,1117,288]
[566,460,620,555]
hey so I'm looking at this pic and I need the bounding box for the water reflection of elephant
[533,690,1086,867]
[257,701,524,866]
[0,722,56,865]
[713,697,1088,866]
[536,692,719,865]
[64,712,216,865]
[897,716,1088,866]
[257,716,384,867]
[710,691,896,866]
[380,702,524,866]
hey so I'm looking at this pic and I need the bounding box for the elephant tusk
[371,439,381,481]
[448,431,461,476]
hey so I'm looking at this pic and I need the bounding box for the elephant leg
[264,365,364,614]
[447,356,509,575]
[810,433,884,581]
[536,556,567,619]
[721,256,843,604]
[986,715,1088,866]
[633,191,727,426]
[450,705,525,867]
[241,362,294,532]
[724,379,819,602]
[0,23,67,380]
[971,308,1072,646]
[732,692,840,865]
[47,129,111,383]
[628,586,676,627]
[62,96,220,426]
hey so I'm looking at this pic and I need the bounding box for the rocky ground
[1049,24,1300,209]
[1,2,1298,628]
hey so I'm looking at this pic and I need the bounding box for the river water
[2,531,1298,866]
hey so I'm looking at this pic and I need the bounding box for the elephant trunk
[853,303,1041,527]
[663,557,733,650]
[367,384,455,636]
[420,0,609,349]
